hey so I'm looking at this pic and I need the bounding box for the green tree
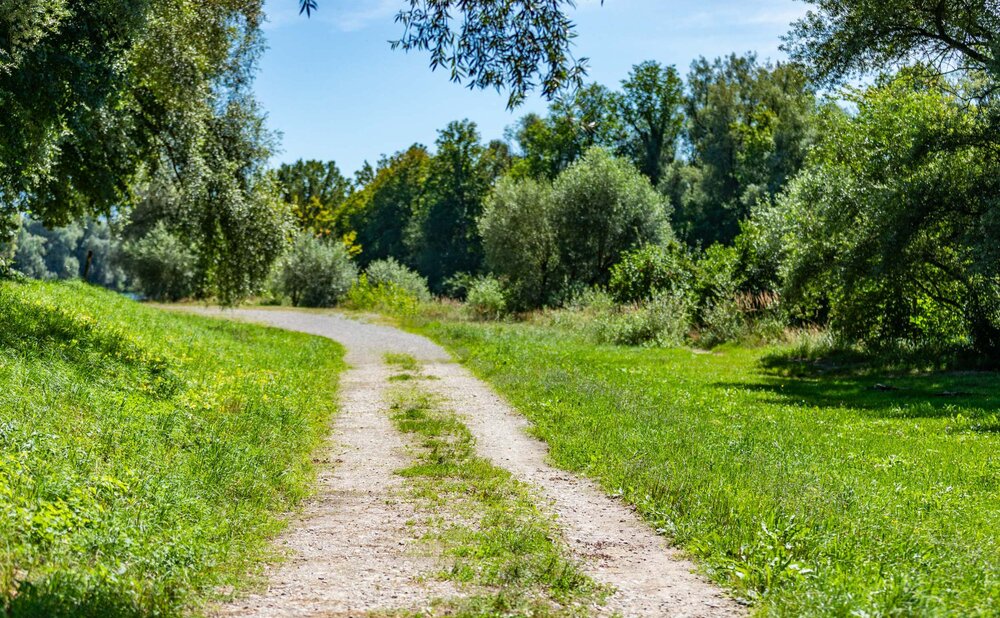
[411,121,509,290]
[275,159,353,236]
[341,145,432,267]
[670,54,819,247]
[479,176,560,310]
[509,83,623,180]
[617,61,685,185]
[785,0,1000,87]
[0,1,293,302]
[764,73,1000,356]
[274,232,357,307]
[551,147,672,288]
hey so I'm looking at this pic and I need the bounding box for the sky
[256,0,810,176]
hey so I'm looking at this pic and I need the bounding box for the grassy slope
[0,281,345,617]
[418,320,1000,616]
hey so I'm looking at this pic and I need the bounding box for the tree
[410,121,509,290]
[340,145,432,267]
[509,83,623,180]
[785,0,1000,88]
[617,61,685,185]
[276,159,352,236]
[0,0,291,302]
[273,232,357,307]
[550,147,672,288]
[670,54,819,247]
[764,72,1000,357]
[479,176,560,310]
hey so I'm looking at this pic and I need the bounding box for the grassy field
[416,319,1000,616]
[0,281,345,617]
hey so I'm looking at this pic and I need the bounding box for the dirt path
[191,309,742,617]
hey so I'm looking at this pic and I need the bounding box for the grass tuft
[386,382,603,617]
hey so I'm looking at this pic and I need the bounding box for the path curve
[191,308,742,617]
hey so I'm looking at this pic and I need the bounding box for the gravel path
[188,308,742,617]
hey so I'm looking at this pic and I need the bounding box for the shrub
[698,297,745,348]
[479,176,560,310]
[551,147,672,288]
[594,290,692,347]
[274,233,357,307]
[466,276,508,320]
[119,222,198,302]
[609,242,694,304]
[363,258,432,302]
[343,274,421,316]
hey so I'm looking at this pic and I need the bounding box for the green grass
[414,319,1000,616]
[0,281,345,617]
[386,377,602,617]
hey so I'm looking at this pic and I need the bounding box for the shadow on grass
[5,579,153,618]
[712,349,1000,430]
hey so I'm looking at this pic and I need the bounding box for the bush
[119,223,198,302]
[274,233,357,307]
[363,258,432,302]
[466,276,508,320]
[609,242,693,304]
[698,298,745,348]
[343,274,422,316]
[594,290,692,347]
[551,147,672,288]
[479,176,560,310]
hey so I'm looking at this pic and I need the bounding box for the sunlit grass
[417,320,1000,616]
[0,281,345,617]
[386,374,601,617]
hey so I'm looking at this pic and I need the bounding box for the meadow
[0,282,345,617]
[417,319,1000,616]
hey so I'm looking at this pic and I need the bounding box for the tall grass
[0,281,345,617]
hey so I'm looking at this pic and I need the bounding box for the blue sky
[256,0,810,175]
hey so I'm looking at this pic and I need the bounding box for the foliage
[118,222,198,302]
[507,83,624,180]
[339,146,431,267]
[465,276,509,321]
[617,61,685,185]
[10,215,128,289]
[763,73,1000,356]
[668,54,819,246]
[608,243,693,304]
[0,0,289,303]
[273,233,357,308]
[593,290,692,347]
[550,147,672,288]
[410,121,509,291]
[786,0,1000,88]
[275,159,352,236]
[421,319,1000,615]
[0,280,344,615]
[389,0,592,108]
[343,274,422,317]
[479,176,560,311]
[0,214,16,275]
[363,258,432,302]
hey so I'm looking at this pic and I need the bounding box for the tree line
[2,0,997,359]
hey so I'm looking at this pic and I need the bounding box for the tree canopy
[786,0,1000,88]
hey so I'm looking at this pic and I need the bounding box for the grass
[412,319,1000,616]
[385,369,602,617]
[0,280,345,617]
